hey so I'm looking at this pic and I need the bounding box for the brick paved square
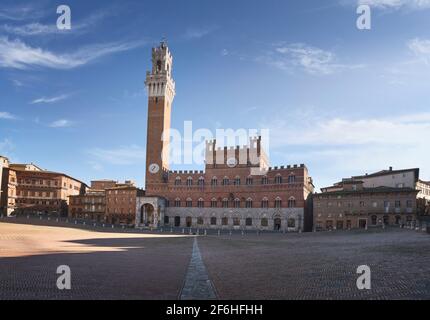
[0,221,429,300]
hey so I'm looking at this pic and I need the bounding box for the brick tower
[145,41,176,190]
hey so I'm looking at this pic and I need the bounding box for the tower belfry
[145,41,176,188]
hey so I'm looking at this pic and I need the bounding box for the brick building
[137,42,314,231]
[69,180,144,225]
[314,168,422,231]
[0,158,87,216]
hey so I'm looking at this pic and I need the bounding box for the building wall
[69,191,106,221]
[313,190,418,231]
[105,187,138,224]
[12,170,86,216]
[359,170,417,189]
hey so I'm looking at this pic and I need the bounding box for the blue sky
[1,0,429,190]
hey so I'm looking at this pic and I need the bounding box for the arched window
[261,218,268,227]
[275,197,282,209]
[275,174,283,184]
[288,218,296,228]
[174,198,181,207]
[222,198,229,208]
[246,198,253,208]
[197,217,204,225]
[261,198,269,209]
[222,177,230,186]
[288,197,296,208]
[198,177,205,187]
[186,198,193,208]
[197,198,204,208]
[246,176,253,185]
[186,177,193,187]
[234,198,241,208]
[261,176,268,185]
[246,217,253,226]
[210,217,217,225]
[234,176,241,186]
[222,217,228,225]
[175,177,181,186]
[288,174,296,183]
[233,217,240,226]
[211,177,218,187]
[211,198,217,208]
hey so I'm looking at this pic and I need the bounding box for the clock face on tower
[227,157,238,168]
[149,163,160,174]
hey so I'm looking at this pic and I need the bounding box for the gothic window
[288,174,296,184]
[262,176,268,185]
[156,60,162,72]
[186,198,193,207]
[246,198,253,208]
[211,177,218,187]
[197,198,204,208]
[275,197,282,209]
[210,217,217,225]
[371,215,378,225]
[233,217,240,226]
[222,177,230,186]
[234,198,241,208]
[246,177,253,185]
[197,217,204,225]
[234,176,241,186]
[198,177,205,187]
[211,198,217,208]
[275,175,283,184]
[187,177,193,187]
[288,197,296,208]
[222,198,229,208]
[174,199,181,207]
[222,217,228,226]
[175,177,181,186]
[261,197,269,209]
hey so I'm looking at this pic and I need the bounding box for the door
[274,218,281,231]
[174,216,180,227]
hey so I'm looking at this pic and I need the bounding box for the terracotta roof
[353,168,419,181]
[318,186,419,196]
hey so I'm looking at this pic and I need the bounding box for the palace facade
[0,157,87,216]
[137,42,314,231]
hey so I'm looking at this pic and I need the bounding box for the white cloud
[357,0,430,9]
[262,112,430,188]
[0,5,45,21]
[49,119,73,128]
[0,112,16,120]
[408,38,430,65]
[1,10,110,36]
[88,145,146,165]
[183,26,218,40]
[31,94,70,104]
[261,43,364,75]
[0,36,145,70]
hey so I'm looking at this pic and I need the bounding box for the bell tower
[145,41,176,189]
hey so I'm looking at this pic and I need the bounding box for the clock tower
[145,41,176,190]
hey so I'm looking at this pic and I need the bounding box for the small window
[222,217,228,225]
[245,218,253,226]
[261,218,268,227]
[246,177,253,185]
[275,175,282,184]
[261,176,268,185]
[210,217,217,225]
